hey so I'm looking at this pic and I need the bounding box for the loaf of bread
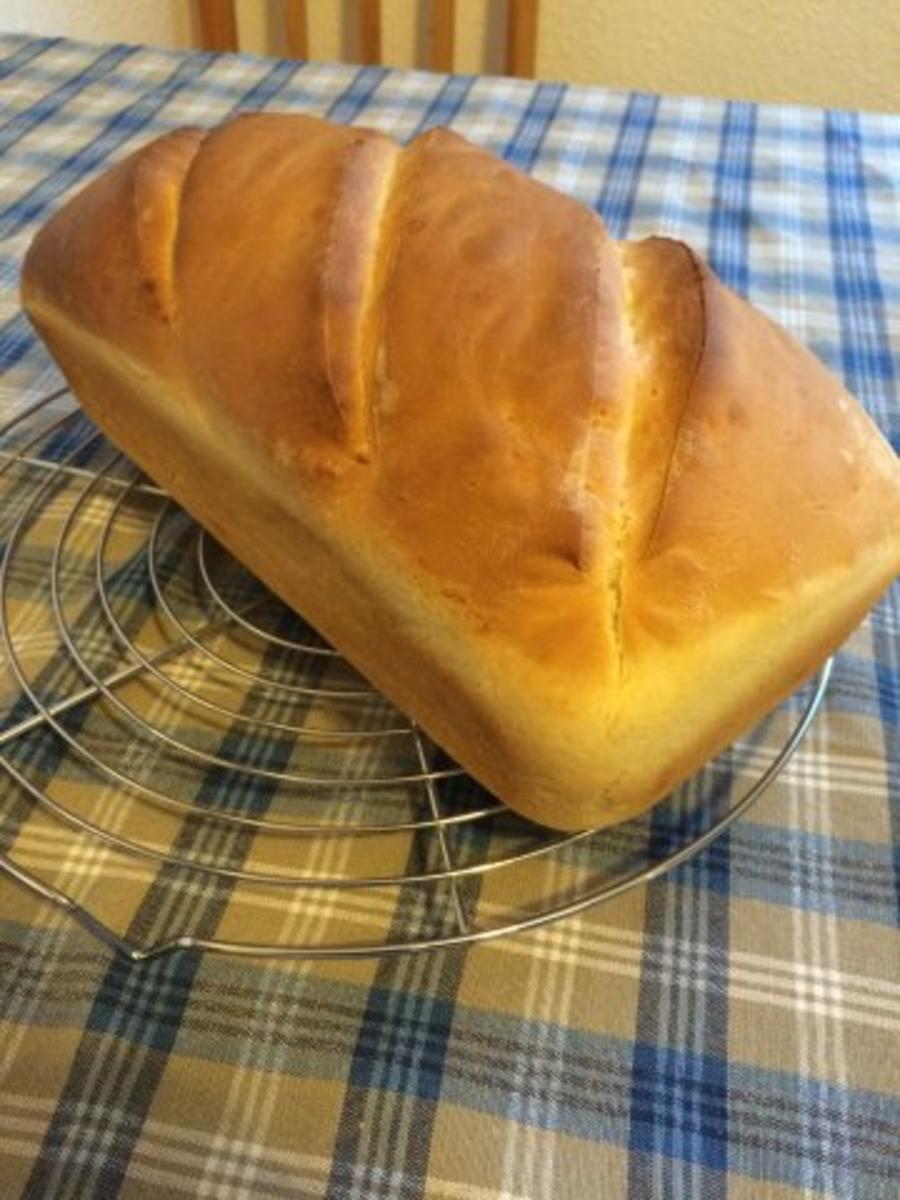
[21,113,900,831]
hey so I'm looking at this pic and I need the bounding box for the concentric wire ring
[195,527,339,656]
[0,387,833,958]
[96,478,410,740]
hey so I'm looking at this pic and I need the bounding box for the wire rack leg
[412,725,469,934]
[0,846,140,959]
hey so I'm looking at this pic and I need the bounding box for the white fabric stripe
[810,720,852,1195]
[0,681,172,1082]
[0,1140,545,1200]
[1,1077,577,1199]
[26,670,207,1200]
[499,847,571,1198]
[791,693,818,1198]
[536,857,580,1200]
[346,913,449,1188]
[484,910,900,1007]
[197,932,315,1188]
[653,867,675,1197]
[475,943,900,1032]
[189,673,366,1191]
[6,1121,333,1196]
[687,834,710,1200]
[5,856,897,1028]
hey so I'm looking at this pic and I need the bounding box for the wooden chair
[196,1,539,78]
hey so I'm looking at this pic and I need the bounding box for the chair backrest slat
[358,0,382,66]
[198,0,238,53]
[196,1,537,78]
[506,0,539,78]
[429,0,456,74]
[283,0,308,60]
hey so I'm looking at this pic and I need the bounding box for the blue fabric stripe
[225,55,301,112]
[824,111,898,422]
[0,51,215,239]
[21,613,308,1199]
[503,81,567,173]
[708,100,758,289]
[325,65,389,124]
[413,72,477,134]
[28,410,96,465]
[627,98,763,1197]
[823,110,900,929]
[11,53,334,1189]
[640,821,899,925]
[628,776,732,1196]
[531,150,900,195]
[808,648,899,718]
[0,313,36,373]
[651,102,706,232]
[325,940,466,1196]
[442,1016,899,1192]
[629,1043,729,1171]
[0,35,60,85]
[595,91,661,236]
[2,36,899,1199]
[323,66,479,1192]
[0,43,138,157]
[629,198,900,246]
[0,56,305,377]
[344,985,455,1102]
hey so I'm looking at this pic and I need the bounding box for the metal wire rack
[0,385,833,960]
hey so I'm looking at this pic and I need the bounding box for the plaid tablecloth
[1,32,899,1200]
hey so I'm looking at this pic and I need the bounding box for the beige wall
[1,0,897,112]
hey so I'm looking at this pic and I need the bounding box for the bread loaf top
[21,114,900,828]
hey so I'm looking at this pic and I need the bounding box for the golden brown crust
[626,243,900,655]
[23,127,205,365]
[322,132,400,461]
[371,126,626,678]
[21,113,900,831]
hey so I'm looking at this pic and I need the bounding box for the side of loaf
[21,113,900,831]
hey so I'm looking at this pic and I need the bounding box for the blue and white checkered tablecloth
[0,33,898,1200]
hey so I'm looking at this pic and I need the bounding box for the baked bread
[20,113,900,831]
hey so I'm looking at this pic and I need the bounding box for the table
[0,32,898,1200]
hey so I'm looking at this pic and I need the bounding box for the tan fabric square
[461,889,644,1041]
[730,896,900,1088]
[427,1104,629,1199]
[731,897,796,960]
[147,1057,347,1164]
[0,1028,80,1110]
[0,1040,80,1198]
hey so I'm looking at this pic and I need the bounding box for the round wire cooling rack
[0,385,833,961]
